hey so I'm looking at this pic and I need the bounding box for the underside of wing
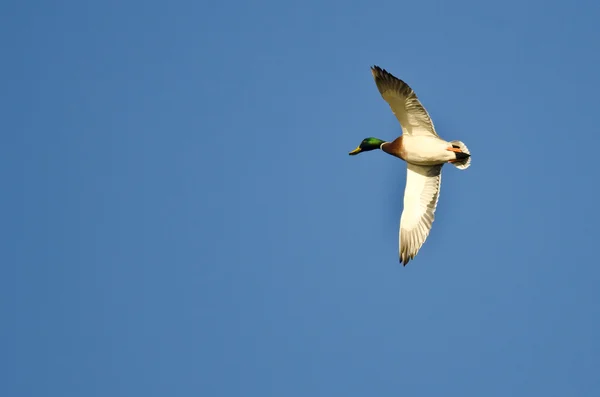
[399,163,442,265]
[371,66,439,138]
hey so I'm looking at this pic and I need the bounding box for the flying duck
[349,66,471,265]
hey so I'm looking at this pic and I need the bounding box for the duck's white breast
[402,136,454,165]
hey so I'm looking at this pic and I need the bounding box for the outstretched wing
[371,65,439,138]
[399,163,443,265]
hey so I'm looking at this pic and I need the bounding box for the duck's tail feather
[450,140,471,170]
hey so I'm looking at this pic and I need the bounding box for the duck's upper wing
[399,163,442,265]
[371,66,439,138]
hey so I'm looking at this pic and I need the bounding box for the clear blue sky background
[3,0,600,395]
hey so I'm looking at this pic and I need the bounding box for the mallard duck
[349,66,471,266]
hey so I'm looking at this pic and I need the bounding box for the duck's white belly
[402,136,453,165]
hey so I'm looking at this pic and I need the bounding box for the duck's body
[349,66,471,266]
[383,135,457,165]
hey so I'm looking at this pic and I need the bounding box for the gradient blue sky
[4,0,600,396]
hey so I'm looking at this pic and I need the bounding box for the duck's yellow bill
[349,147,362,155]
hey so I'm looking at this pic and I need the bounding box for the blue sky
[4,0,600,395]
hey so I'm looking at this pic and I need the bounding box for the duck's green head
[349,137,386,156]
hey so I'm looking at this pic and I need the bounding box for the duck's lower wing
[399,163,442,266]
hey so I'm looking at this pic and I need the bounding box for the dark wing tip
[370,65,399,80]
[370,65,413,98]
[400,252,412,266]
[370,65,387,78]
